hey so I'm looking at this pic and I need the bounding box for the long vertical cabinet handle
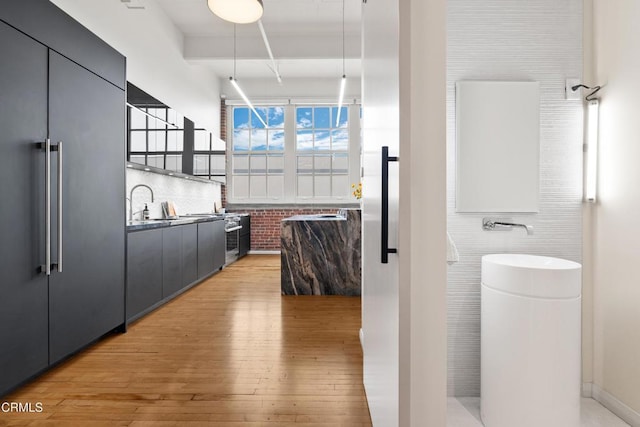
[42,139,52,276]
[381,146,399,264]
[56,141,63,273]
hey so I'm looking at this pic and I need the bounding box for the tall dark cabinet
[0,1,126,395]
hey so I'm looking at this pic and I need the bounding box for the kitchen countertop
[126,215,224,232]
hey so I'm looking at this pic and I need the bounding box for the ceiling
[153,0,362,79]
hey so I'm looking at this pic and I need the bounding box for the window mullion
[283,104,297,203]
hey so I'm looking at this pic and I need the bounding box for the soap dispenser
[142,203,150,220]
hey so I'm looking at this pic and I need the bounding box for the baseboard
[359,328,364,349]
[591,383,640,426]
[582,382,593,398]
[248,250,280,255]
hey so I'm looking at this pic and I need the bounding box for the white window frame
[226,103,361,205]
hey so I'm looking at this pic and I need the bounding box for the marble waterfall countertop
[281,209,361,296]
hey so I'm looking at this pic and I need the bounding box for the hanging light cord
[233,24,237,80]
[342,0,345,76]
[335,0,347,128]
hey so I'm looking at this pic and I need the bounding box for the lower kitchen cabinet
[162,226,183,298]
[239,234,251,258]
[213,221,226,271]
[127,220,225,322]
[197,221,225,280]
[239,215,251,258]
[181,224,198,289]
[163,224,198,298]
[127,230,163,320]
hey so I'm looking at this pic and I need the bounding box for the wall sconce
[585,99,599,202]
[572,84,602,203]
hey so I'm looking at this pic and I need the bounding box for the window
[228,104,360,204]
[295,106,350,199]
[231,106,285,200]
[128,106,184,172]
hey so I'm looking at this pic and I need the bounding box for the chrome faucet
[483,218,534,235]
[129,184,154,220]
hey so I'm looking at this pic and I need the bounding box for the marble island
[281,209,361,296]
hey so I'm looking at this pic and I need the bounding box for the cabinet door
[182,224,198,287]
[48,51,126,362]
[240,216,251,236]
[0,22,49,395]
[239,234,251,258]
[197,222,215,279]
[162,226,183,298]
[212,220,226,270]
[127,230,163,320]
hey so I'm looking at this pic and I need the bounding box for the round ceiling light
[207,0,264,24]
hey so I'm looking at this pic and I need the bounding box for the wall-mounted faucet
[483,218,534,235]
[129,184,154,220]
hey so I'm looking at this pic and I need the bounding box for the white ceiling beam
[184,33,361,60]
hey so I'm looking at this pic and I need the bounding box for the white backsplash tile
[126,169,221,220]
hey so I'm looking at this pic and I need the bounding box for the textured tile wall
[126,169,221,220]
[447,0,584,397]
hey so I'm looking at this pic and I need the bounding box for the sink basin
[482,254,581,298]
[481,254,582,427]
[167,218,199,225]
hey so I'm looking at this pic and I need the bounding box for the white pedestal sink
[481,254,582,427]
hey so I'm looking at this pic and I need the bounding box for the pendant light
[207,0,264,24]
[230,25,268,128]
[336,0,346,127]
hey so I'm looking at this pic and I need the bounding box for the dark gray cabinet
[0,21,50,396]
[182,224,198,288]
[0,1,126,395]
[47,51,125,364]
[0,0,125,90]
[197,223,215,279]
[239,216,251,258]
[127,221,223,321]
[162,226,183,298]
[213,221,226,271]
[127,230,163,321]
[198,221,225,279]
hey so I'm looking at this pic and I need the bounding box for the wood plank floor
[1,255,372,426]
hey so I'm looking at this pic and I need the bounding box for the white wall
[447,0,584,396]
[591,0,640,415]
[399,0,448,423]
[50,0,220,131]
[127,169,221,220]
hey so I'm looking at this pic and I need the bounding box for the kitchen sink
[127,219,167,226]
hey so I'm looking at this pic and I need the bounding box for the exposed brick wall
[220,184,227,208]
[227,208,342,251]
[219,97,227,142]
